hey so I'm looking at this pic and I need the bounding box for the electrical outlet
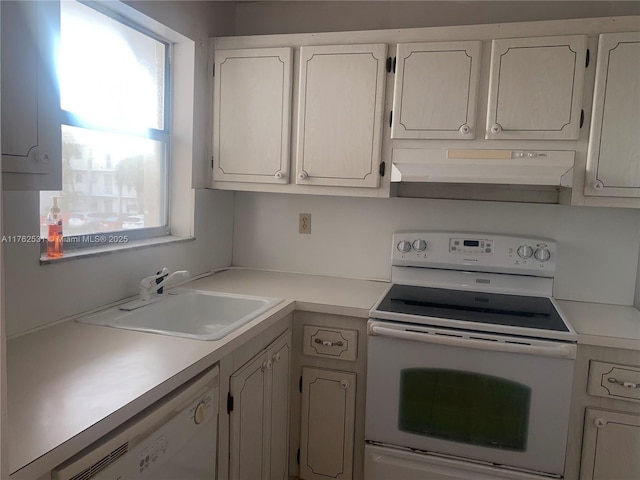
[299,213,311,234]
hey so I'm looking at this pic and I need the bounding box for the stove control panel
[393,232,556,277]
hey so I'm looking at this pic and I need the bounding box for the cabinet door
[581,409,640,480]
[268,331,292,480]
[296,44,387,188]
[485,35,587,140]
[229,350,269,480]
[585,32,640,198]
[1,0,61,190]
[299,367,356,480]
[392,41,482,139]
[213,48,293,184]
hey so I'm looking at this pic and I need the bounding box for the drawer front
[303,325,358,362]
[588,360,640,403]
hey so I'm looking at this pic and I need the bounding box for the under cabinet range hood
[390,149,575,203]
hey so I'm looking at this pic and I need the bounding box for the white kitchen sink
[78,290,283,340]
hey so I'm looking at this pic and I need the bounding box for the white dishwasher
[53,365,219,480]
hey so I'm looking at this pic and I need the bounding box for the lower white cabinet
[299,367,356,480]
[229,330,291,480]
[580,408,640,480]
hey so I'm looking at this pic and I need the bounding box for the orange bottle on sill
[46,197,63,258]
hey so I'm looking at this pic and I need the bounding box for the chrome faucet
[139,268,190,301]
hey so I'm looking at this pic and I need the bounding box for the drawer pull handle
[315,338,344,347]
[607,377,639,389]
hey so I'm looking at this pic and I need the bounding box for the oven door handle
[369,324,576,359]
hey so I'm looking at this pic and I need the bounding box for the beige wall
[233,193,640,306]
[234,1,640,35]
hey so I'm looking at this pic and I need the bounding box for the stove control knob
[517,245,533,258]
[412,239,427,252]
[397,240,412,254]
[534,247,551,262]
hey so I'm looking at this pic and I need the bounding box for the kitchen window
[40,0,171,249]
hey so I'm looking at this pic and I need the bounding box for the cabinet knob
[594,180,604,190]
[274,171,283,180]
[261,361,268,372]
[30,148,50,164]
[490,124,503,134]
[459,124,471,135]
[298,171,309,181]
[272,352,281,362]
[594,418,607,428]
[340,380,349,390]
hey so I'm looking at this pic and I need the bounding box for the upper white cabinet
[1,0,61,190]
[585,32,640,198]
[295,44,387,188]
[485,35,587,140]
[391,41,482,140]
[213,48,293,184]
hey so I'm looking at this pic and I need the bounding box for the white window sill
[39,235,195,265]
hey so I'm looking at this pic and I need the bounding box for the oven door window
[399,369,531,451]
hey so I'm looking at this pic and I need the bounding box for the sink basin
[78,290,283,340]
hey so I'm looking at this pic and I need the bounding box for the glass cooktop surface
[374,284,569,333]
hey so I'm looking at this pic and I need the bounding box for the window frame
[44,0,175,252]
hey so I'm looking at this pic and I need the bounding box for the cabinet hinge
[386,56,396,73]
[580,109,585,128]
[379,161,386,177]
[213,64,215,77]
[211,156,214,169]
[299,376,302,393]
[389,110,393,128]
[585,49,590,68]
[297,448,300,465]
[227,392,234,414]
[393,56,396,73]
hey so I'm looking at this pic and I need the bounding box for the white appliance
[365,232,577,480]
[53,365,219,480]
[391,149,575,187]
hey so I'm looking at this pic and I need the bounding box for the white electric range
[365,232,576,480]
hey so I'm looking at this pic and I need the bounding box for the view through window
[40,0,169,245]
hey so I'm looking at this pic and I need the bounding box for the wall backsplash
[233,192,640,306]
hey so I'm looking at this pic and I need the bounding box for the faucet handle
[140,267,169,289]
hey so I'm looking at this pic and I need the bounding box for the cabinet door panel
[300,367,356,480]
[296,44,386,188]
[269,333,292,480]
[586,32,640,197]
[230,351,268,480]
[392,41,481,139]
[581,409,640,480]
[213,48,293,184]
[486,35,586,140]
[1,0,61,189]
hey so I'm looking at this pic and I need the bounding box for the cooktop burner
[375,284,569,333]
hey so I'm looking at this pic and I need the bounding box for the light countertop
[556,300,640,351]
[7,268,387,480]
[8,268,638,479]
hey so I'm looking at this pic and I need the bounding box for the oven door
[365,320,576,476]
